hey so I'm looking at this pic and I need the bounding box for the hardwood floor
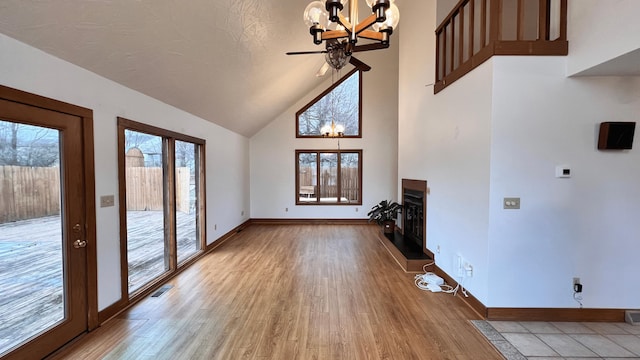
[49,225,502,360]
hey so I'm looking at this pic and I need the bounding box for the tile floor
[471,320,640,360]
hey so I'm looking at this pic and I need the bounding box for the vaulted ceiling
[0,0,355,137]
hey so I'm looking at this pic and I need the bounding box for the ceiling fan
[287,39,374,76]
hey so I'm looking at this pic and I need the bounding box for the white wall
[0,33,250,311]
[399,0,640,309]
[488,56,640,308]
[399,0,493,304]
[436,0,458,24]
[567,0,640,76]
[250,41,399,219]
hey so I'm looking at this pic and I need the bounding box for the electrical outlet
[214,224,217,231]
[241,210,244,216]
[464,262,473,277]
[285,207,288,212]
[573,277,582,293]
[503,197,520,209]
[436,245,441,254]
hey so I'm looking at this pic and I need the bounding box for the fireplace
[402,179,427,255]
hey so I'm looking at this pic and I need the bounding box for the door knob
[73,239,87,248]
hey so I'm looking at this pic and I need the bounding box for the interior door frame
[0,85,98,330]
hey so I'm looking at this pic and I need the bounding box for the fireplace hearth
[377,179,431,271]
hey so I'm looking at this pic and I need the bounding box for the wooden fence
[125,167,191,213]
[0,166,61,224]
[0,166,191,224]
[299,167,360,202]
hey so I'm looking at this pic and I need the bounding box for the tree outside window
[296,70,361,137]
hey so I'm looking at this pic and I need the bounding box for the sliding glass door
[123,130,168,294]
[118,118,205,297]
[175,140,201,264]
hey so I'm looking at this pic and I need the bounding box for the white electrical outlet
[464,262,473,277]
[456,255,464,277]
[503,197,520,209]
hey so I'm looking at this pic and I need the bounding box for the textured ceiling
[0,0,343,137]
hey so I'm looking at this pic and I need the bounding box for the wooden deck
[0,216,64,354]
[0,211,199,355]
[126,211,198,293]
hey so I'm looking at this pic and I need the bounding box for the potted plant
[367,200,403,234]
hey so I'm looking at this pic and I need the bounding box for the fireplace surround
[377,179,431,271]
[402,179,429,257]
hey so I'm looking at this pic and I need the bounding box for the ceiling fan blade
[316,62,330,77]
[351,43,390,52]
[349,57,371,72]
[286,50,328,55]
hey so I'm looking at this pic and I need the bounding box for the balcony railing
[435,0,567,93]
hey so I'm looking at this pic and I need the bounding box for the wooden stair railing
[435,0,567,94]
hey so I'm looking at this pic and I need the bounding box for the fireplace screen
[403,188,424,249]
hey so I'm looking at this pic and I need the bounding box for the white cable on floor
[414,261,469,297]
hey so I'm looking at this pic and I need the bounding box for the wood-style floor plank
[49,225,502,360]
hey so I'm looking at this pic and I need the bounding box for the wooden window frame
[295,149,363,206]
[117,117,206,302]
[295,68,363,138]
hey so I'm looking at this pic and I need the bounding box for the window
[296,69,362,138]
[296,150,362,205]
[117,118,205,297]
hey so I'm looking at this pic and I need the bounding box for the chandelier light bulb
[320,119,344,137]
[300,0,398,56]
[304,1,329,28]
[372,3,400,31]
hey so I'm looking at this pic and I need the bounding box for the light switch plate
[100,195,115,208]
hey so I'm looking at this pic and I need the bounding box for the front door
[0,97,89,359]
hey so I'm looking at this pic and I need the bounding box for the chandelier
[321,119,345,138]
[303,0,400,55]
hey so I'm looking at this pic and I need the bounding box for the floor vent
[625,310,640,325]
[151,284,173,298]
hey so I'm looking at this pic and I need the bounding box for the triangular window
[296,69,361,138]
